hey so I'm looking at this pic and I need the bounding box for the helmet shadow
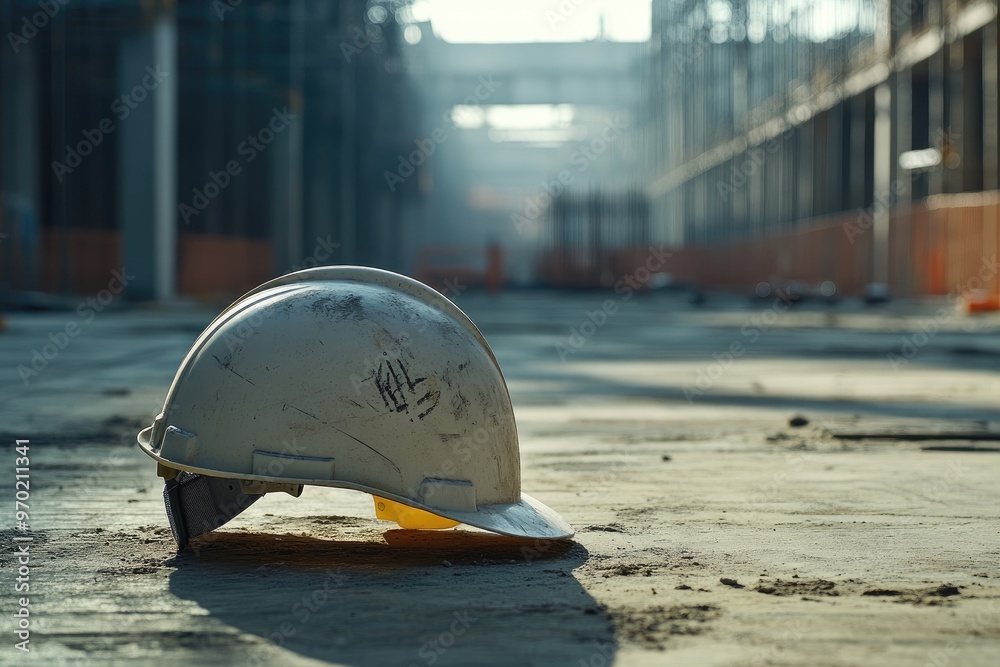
[167,530,616,667]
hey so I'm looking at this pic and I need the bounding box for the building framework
[0,0,418,300]
[641,0,999,295]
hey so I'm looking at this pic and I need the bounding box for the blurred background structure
[642,0,1000,298]
[1,0,418,301]
[1,0,999,301]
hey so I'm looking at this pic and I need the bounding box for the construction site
[1,1,999,666]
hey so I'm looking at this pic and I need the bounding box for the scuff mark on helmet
[310,293,364,321]
[212,354,256,387]
[451,389,470,421]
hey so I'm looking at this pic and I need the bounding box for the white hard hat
[137,266,573,548]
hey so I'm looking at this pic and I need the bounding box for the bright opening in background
[449,104,586,144]
[451,104,576,129]
[418,0,651,43]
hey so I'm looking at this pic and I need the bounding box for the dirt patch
[611,604,722,649]
[754,578,839,596]
[600,562,656,578]
[861,584,964,605]
[309,515,372,528]
[582,523,627,533]
[99,564,162,575]
[752,578,966,605]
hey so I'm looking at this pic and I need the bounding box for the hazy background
[1,0,998,303]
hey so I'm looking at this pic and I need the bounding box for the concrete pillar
[928,49,946,195]
[267,1,304,275]
[339,1,358,263]
[850,93,869,209]
[286,0,305,270]
[948,38,965,194]
[872,83,892,287]
[893,70,913,296]
[1,45,41,292]
[893,69,912,205]
[119,8,177,301]
[983,17,999,191]
[152,13,177,300]
[829,103,844,211]
[269,112,294,273]
[985,16,999,297]
[798,120,813,221]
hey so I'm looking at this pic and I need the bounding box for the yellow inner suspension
[374,496,459,530]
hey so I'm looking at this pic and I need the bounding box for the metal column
[120,5,177,301]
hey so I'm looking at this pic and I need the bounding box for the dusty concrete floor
[1,290,999,666]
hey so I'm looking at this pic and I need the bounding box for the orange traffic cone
[964,289,1000,313]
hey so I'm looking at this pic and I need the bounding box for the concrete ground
[1,290,999,666]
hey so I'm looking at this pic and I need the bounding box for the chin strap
[162,472,264,549]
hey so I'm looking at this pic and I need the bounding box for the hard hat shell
[138,266,573,543]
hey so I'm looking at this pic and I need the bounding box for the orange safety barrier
[38,228,122,294]
[178,234,274,298]
[414,244,504,295]
[538,191,1000,299]
[6,229,275,299]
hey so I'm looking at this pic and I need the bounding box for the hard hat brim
[438,491,575,541]
[139,427,574,541]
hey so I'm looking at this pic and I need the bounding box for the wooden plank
[824,420,1000,440]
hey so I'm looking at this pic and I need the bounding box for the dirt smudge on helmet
[309,293,364,321]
